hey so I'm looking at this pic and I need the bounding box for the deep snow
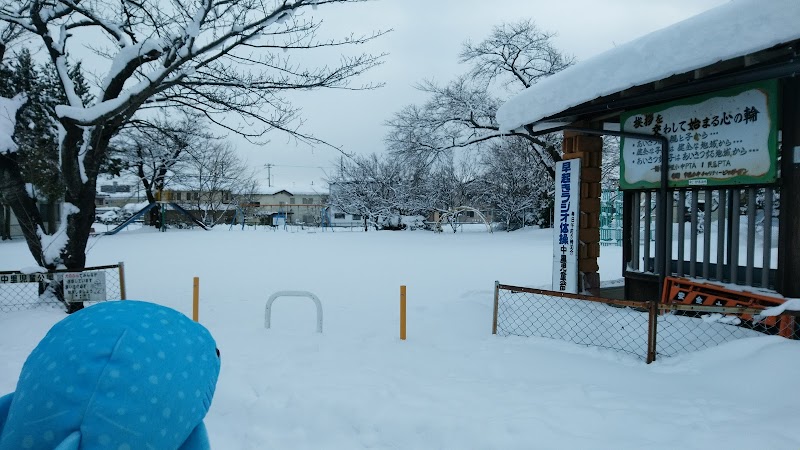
[1,227,799,449]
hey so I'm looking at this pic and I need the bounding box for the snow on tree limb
[0,93,26,153]
[37,202,80,268]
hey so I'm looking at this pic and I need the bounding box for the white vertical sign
[552,160,580,293]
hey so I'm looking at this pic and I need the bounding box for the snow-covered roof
[497,0,800,132]
[259,185,327,196]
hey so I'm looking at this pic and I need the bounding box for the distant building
[248,187,328,226]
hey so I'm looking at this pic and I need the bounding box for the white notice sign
[552,160,580,293]
[620,80,778,189]
[63,271,107,302]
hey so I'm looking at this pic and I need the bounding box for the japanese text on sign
[620,80,777,189]
[552,160,580,293]
[63,271,107,303]
[0,273,53,284]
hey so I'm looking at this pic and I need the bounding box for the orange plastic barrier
[661,276,794,337]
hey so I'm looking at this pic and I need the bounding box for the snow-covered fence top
[493,283,798,363]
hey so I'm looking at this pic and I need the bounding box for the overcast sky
[239,0,730,189]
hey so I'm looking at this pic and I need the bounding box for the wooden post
[400,285,406,340]
[563,131,603,294]
[192,277,200,322]
[118,262,126,300]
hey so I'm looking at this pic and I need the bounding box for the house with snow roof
[244,185,329,226]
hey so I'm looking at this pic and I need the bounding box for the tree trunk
[0,152,46,265]
[56,123,114,313]
[0,202,9,240]
[3,205,8,239]
[136,165,161,229]
[46,198,58,235]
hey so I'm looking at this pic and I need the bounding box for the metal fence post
[646,300,658,364]
[492,281,499,335]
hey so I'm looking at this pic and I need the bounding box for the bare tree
[0,0,386,283]
[386,20,572,179]
[178,141,256,226]
[114,113,219,226]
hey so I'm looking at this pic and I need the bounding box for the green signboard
[619,80,779,189]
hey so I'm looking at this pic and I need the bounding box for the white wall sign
[552,160,580,293]
[63,271,107,302]
[620,80,778,189]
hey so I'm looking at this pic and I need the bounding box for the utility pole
[264,163,273,187]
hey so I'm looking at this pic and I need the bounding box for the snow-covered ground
[1,227,799,449]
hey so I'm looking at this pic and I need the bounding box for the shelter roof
[498,0,800,132]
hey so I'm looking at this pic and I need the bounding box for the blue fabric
[0,393,12,436]
[0,301,220,450]
[178,423,210,450]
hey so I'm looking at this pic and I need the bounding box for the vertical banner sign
[552,160,580,293]
[620,80,778,189]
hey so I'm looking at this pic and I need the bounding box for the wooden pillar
[777,77,800,297]
[562,132,603,294]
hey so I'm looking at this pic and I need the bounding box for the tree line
[329,20,577,231]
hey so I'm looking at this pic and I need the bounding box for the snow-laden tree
[477,137,551,230]
[386,20,572,179]
[327,153,428,231]
[5,50,93,234]
[0,0,386,283]
[424,153,479,215]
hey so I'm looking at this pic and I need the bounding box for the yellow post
[192,277,200,322]
[118,262,127,300]
[400,285,406,340]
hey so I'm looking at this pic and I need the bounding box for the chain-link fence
[493,283,654,360]
[656,303,798,357]
[493,282,797,363]
[0,263,126,313]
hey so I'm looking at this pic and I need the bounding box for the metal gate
[627,185,779,289]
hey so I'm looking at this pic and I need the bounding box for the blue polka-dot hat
[0,301,220,450]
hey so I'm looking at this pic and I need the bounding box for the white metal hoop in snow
[264,291,323,333]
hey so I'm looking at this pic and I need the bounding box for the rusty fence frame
[493,282,797,363]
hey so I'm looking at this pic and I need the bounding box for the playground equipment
[228,205,256,230]
[265,290,323,333]
[434,206,492,233]
[101,202,208,235]
[320,207,333,231]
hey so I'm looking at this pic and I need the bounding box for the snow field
[0,227,799,449]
